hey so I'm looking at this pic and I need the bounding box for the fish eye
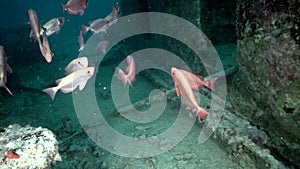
[87,71,90,74]
[78,61,81,64]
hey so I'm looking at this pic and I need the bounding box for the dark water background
[0,0,118,53]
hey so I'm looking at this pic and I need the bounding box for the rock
[231,0,300,167]
[135,125,151,131]
[100,161,108,169]
[0,124,61,169]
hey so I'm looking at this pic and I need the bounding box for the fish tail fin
[0,81,13,96]
[115,67,127,87]
[206,77,218,91]
[43,87,58,100]
[197,107,210,122]
[81,25,89,34]
[78,46,85,51]
[128,80,133,87]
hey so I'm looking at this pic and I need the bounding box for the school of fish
[1,0,218,123]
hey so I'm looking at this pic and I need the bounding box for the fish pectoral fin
[29,30,33,38]
[79,10,84,16]
[0,81,13,96]
[6,64,13,74]
[5,86,13,96]
[175,84,181,96]
[78,80,88,90]
[60,87,75,94]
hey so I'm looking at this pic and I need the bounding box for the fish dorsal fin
[6,64,12,74]
[78,80,88,90]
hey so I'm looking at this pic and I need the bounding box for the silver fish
[81,18,110,34]
[65,57,88,75]
[43,67,94,100]
[0,45,13,96]
[40,17,65,36]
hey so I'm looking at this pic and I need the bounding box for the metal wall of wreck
[231,0,300,167]
[120,0,236,74]
[120,0,202,74]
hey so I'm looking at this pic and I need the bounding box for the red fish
[40,34,53,63]
[177,69,217,91]
[61,0,88,16]
[115,55,136,87]
[7,149,20,159]
[171,67,209,121]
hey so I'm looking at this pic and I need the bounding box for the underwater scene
[0,0,299,168]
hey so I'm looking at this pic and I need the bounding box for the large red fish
[171,67,209,121]
[115,55,136,87]
[61,0,88,16]
[177,69,217,91]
